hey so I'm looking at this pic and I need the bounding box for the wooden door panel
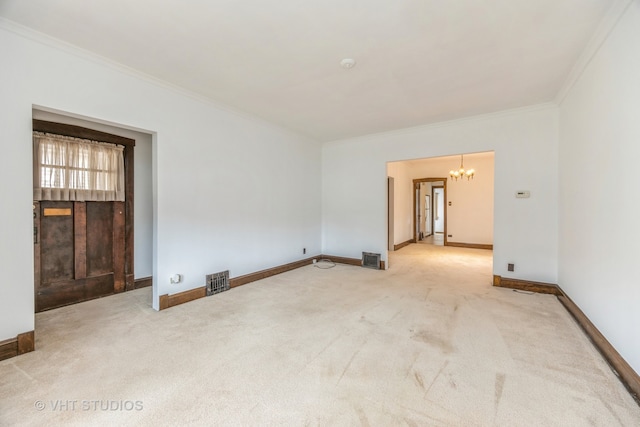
[36,274,114,312]
[35,201,122,312]
[40,202,74,284]
[86,202,114,276]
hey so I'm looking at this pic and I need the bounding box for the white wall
[31,109,154,279]
[386,161,413,245]
[322,105,558,279]
[559,1,640,373]
[133,132,153,279]
[442,154,494,245]
[0,21,321,341]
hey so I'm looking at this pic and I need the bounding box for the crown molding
[0,18,223,109]
[0,17,319,143]
[555,0,633,104]
[324,102,558,146]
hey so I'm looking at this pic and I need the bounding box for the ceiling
[0,0,615,142]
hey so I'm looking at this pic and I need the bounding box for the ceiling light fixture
[449,154,475,181]
[340,58,356,69]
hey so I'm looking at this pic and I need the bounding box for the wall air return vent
[206,270,229,296]
[362,252,381,270]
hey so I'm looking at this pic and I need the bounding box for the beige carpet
[1,244,638,426]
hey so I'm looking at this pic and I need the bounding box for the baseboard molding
[159,286,206,310]
[393,239,414,251]
[492,275,563,295]
[0,331,35,362]
[446,242,493,250]
[0,339,14,361]
[159,257,318,310]
[230,257,316,288]
[320,255,361,266]
[493,275,639,404]
[134,276,152,289]
[321,254,386,270]
[557,293,640,405]
[158,253,388,310]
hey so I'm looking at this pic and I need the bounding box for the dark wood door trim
[124,144,134,291]
[32,120,135,147]
[412,178,447,245]
[33,202,40,310]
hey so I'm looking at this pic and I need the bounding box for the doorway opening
[414,178,447,246]
[32,108,154,312]
[386,151,495,268]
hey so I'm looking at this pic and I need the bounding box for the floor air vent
[206,270,229,296]
[362,252,381,270]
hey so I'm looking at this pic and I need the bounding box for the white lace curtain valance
[33,131,125,202]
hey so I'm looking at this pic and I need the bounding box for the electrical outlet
[508,263,514,272]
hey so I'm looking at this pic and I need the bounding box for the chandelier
[449,154,475,181]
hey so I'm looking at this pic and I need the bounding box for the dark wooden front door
[34,200,126,312]
[32,119,135,313]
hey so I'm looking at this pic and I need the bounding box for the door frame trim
[413,178,447,245]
